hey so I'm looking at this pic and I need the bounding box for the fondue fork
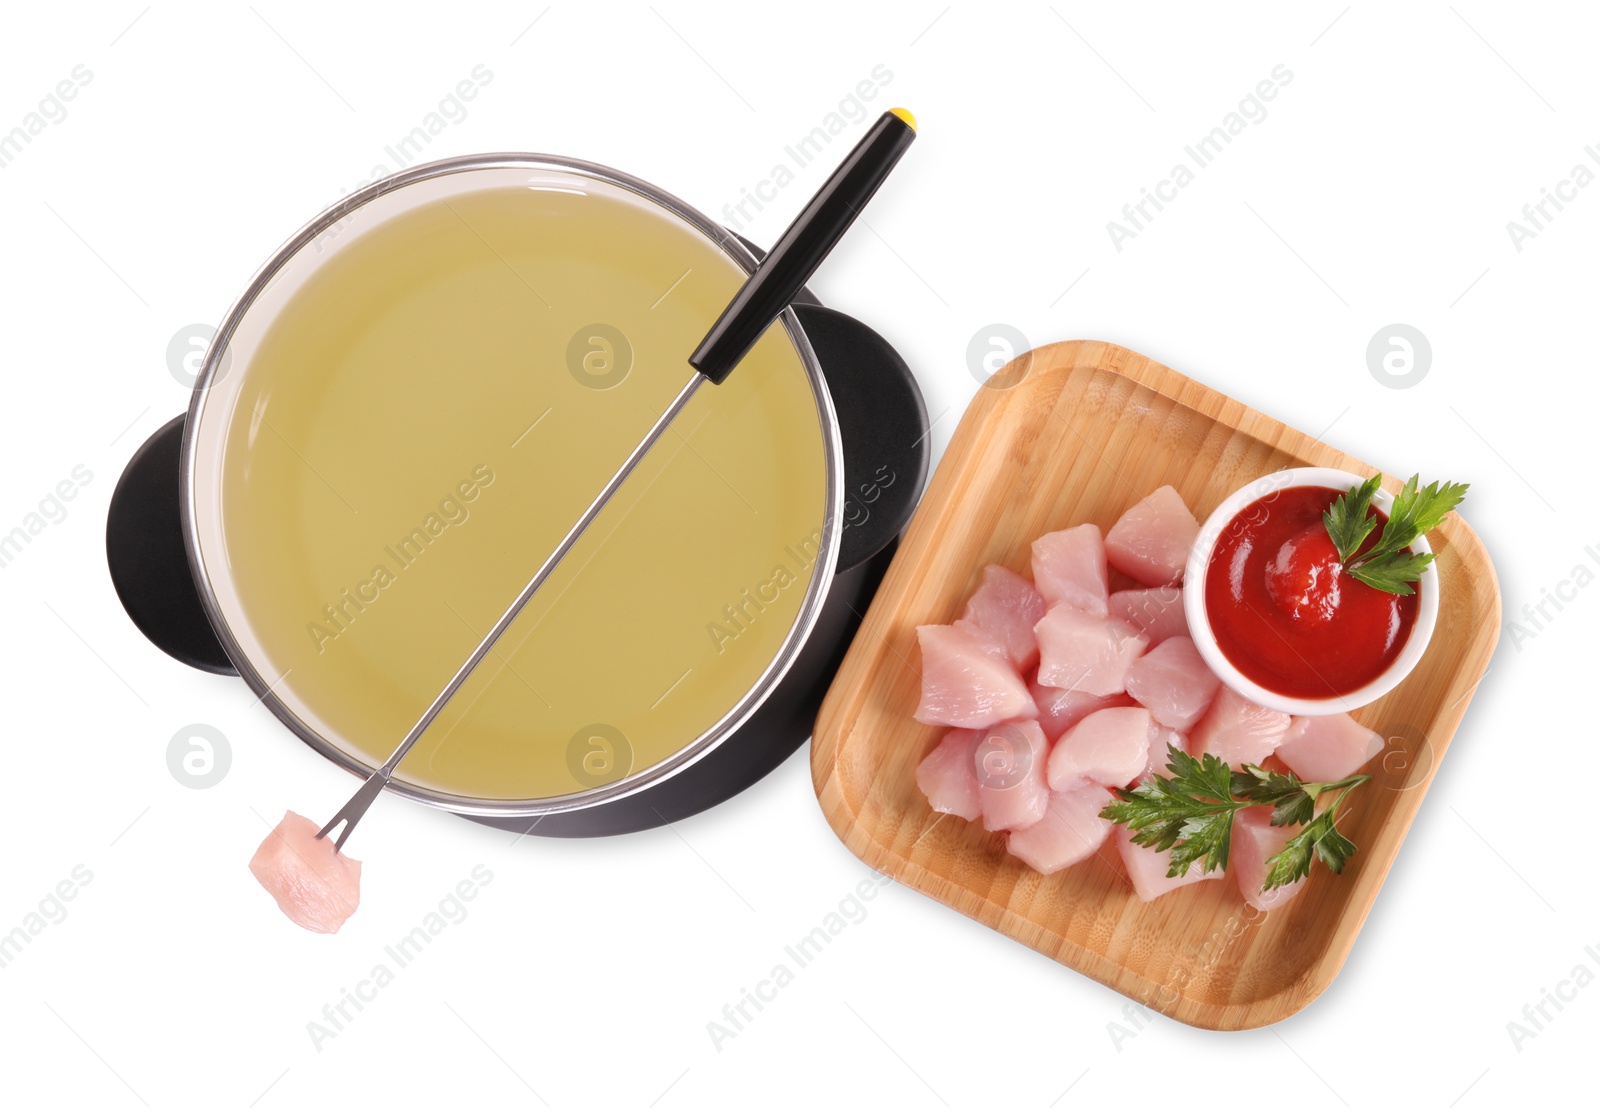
[318,109,918,850]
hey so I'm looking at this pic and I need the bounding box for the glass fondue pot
[108,153,927,836]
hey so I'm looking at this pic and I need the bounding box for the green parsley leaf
[1373,474,1470,559]
[1313,824,1358,874]
[1169,811,1235,876]
[1231,765,1317,827]
[1166,747,1237,804]
[1262,803,1361,891]
[1346,550,1435,595]
[1102,752,1371,890]
[1102,746,1237,865]
[1323,472,1468,595]
[1322,473,1381,564]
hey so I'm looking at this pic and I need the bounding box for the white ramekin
[1183,467,1440,716]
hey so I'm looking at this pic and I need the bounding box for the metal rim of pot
[178,152,845,819]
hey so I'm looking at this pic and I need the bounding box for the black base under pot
[108,291,927,838]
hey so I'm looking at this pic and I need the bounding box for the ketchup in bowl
[1203,485,1419,700]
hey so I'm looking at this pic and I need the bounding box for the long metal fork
[317,373,703,850]
[316,107,918,851]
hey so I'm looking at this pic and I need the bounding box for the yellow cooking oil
[214,177,830,801]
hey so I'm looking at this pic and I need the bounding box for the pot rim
[179,152,845,817]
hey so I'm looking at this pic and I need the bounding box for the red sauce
[1203,485,1419,700]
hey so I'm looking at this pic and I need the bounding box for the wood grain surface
[811,340,1500,1030]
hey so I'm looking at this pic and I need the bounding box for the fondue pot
[107,151,926,837]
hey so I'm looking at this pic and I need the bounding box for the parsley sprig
[1323,473,1468,595]
[1100,746,1371,892]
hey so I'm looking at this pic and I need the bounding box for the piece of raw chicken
[1141,723,1189,781]
[1115,827,1224,902]
[915,729,982,820]
[1188,686,1290,767]
[977,720,1051,831]
[1104,485,1200,586]
[1030,525,1110,617]
[914,623,1038,729]
[250,811,362,933]
[1028,678,1134,741]
[1124,636,1220,731]
[955,564,1047,672]
[1231,806,1308,911]
[1006,781,1115,874]
[1034,605,1148,696]
[1047,706,1152,789]
[1275,713,1384,783]
[1109,586,1189,646]
[906,482,1374,912]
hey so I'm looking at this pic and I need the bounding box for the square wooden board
[811,341,1500,1030]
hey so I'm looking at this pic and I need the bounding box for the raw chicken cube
[915,729,982,821]
[1232,806,1308,911]
[1006,782,1115,874]
[977,720,1051,831]
[1029,678,1134,741]
[1116,827,1224,902]
[1104,485,1200,586]
[1276,713,1384,784]
[1034,605,1148,696]
[1109,586,1190,645]
[955,564,1047,672]
[1048,706,1152,789]
[1124,636,1221,731]
[1142,723,1189,781]
[914,624,1038,729]
[1188,687,1290,767]
[1030,525,1109,617]
[250,811,363,933]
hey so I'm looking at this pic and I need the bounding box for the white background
[0,2,1592,1111]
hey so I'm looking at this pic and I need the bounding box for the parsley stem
[1325,778,1367,824]
[1301,773,1371,803]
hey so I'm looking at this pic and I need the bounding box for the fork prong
[318,770,388,852]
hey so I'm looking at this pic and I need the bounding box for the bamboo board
[810,340,1500,1030]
